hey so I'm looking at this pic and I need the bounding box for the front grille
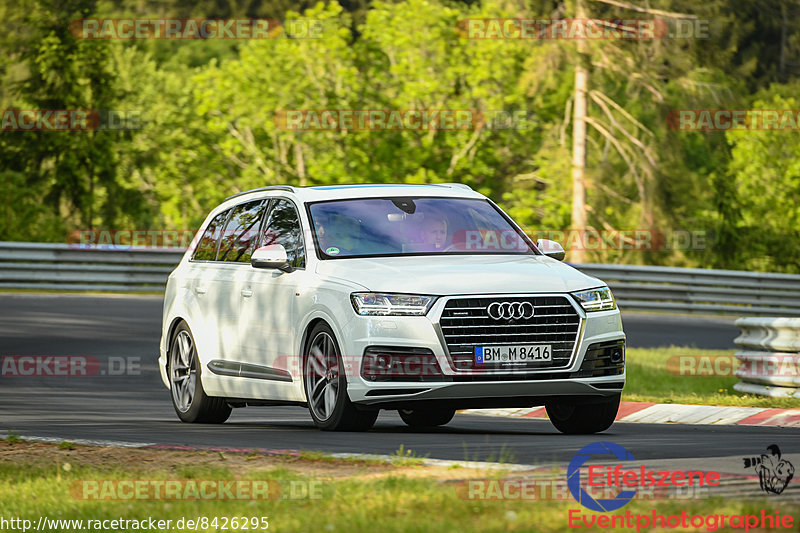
[439,295,581,371]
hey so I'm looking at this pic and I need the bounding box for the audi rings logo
[487,301,535,321]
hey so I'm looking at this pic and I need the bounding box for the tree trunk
[294,142,307,187]
[780,3,787,78]
[570,0,589,263]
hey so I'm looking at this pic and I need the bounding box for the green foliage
[724,87,800,273]
[1,0,799,273]
[390,444,426,466]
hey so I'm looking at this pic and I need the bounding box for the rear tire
[304,323,378,431]
[399,408,456,428]
[545,394,620,434]
[168,321,231,424]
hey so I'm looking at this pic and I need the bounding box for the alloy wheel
[305,332,340,421]
[170,330,196,412]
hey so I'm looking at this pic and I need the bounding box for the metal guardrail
[577,263,800,317]
[0,242,184,293]
[733,318,800,397]
[1,241,800,316]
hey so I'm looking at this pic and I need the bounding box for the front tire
[545,394,620,434]
[304,323,378,431]
[168,322,231,424]
[399,408,456,428]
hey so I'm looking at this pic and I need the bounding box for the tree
[1,0,129,236]
[724,89,800,273]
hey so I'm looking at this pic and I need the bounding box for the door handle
[194,286,207,295]
[241,289,254,298]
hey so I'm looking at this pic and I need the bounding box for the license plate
[475,345,552,364]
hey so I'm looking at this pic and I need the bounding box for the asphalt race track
[2,293,797,468]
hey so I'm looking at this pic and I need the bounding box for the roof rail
[224,185,296,201]
[433,182,473,191]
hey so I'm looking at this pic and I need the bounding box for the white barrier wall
[734,317,800,397]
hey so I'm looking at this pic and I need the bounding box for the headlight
[351,293,436,316]
[572,286,616,312]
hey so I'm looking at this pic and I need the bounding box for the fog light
[361,347,442,381]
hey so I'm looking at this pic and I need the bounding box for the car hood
[314,254,604,295]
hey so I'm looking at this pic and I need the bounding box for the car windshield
[308,197,536,258]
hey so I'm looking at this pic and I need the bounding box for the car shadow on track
[178,415,567,437]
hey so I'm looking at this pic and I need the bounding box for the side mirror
[251,244,293,272]
[536,239,566,261]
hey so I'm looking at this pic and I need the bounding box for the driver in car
[418,214,448,250]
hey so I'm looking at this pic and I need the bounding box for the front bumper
[340,293,625,407]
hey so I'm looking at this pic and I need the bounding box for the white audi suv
[159,183,625,432]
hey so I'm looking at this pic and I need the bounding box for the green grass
[1,461,796,533]
[297,450,390,467]
[623,347,800,408]
[390,445,427,467]
[459,443,517,466]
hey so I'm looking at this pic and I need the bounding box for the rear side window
[193,210,230,261]
[218,200,267,263]
[261,199,305,268]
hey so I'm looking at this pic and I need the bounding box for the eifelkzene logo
[743,445,795,495]
[568,442,637,512]
[568,442,721,512]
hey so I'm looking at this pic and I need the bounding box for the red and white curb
[461,402,800,427]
